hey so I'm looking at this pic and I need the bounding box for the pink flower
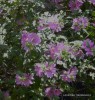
[15,73,34,86]
[44,62,56,78]
[45,87,61,97]
[45,87,54,97]
[21,31,41,52]
[35,63,44,77]
[61,67,78,82]
[35,62,56,78]
[69,0,84,11]
[72,17,89,31]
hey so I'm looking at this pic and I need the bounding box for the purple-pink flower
[35,62,56,78]
[69,0,83,11]
[21,31,41,52]
[61,67,78,82]
[44,62,56,78]
[15,73,34,86]
[82,39,95,56]
[72,17,89,31]
[45,87,61,97]
[35,63,44,77]
[45,87,54,97]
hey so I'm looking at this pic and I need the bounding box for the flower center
[20,77,26,81]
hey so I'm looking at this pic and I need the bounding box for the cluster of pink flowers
[82,39,95,56]
[21,31,41,52]
[45,87,61,97]
[72,17,89,31]
[38,14,89,33]
[35,62,56,78]
[47,42,84,60]
[15,73,34,86]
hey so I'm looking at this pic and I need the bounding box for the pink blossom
[44,62,56,78]
[35,62,56,78]
[69,0,84,11]
[45,87,54,97]
[21,31,41,52]
[15,73,34,86]
[45,87,61,97]
[35,63,44,77]
[72,17,89,31]
[61,67,78,82]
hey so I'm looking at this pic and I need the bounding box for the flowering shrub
[0,0,95,99]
